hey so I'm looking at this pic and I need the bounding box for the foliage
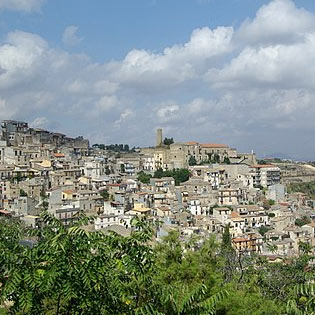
[0,213,313,314]
[120,163,125,173]
[42,201,49,210]
[105,165,111,175]
[0,213,156,314]
[223,157,231,164]
[189,156,197,166]
[257,160,268,165]
[287,181,315,199]
[262,198,275,210]
[19,189,27,197]
[213,154,220,163]
[286,281,315,315]
[137,171,152,184]
[153,168,190,185]
[268,199,275,206]
[163,137,174,146]
[295,216,311,227]
[258,225,272,236]
[100,189,110,201]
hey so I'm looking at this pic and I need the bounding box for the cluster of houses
[0,120,314,259]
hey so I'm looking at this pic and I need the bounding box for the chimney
[156,128,163,147]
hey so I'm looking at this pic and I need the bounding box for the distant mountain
[263,152,293,160]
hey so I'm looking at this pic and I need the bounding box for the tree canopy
[0,213,313,314]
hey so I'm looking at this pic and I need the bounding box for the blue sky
[1,0,315,159]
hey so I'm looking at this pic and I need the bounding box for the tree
[153,168,164,179]
[258,225,272,236]
[0,213,157,314]
[120,163,125,173]
[213,154,220,164]
[188,156,197,166]
[137,171,152,184]
[287,282,315,315]
[42,201,49,210]
[295,216,311,227]
[100,190,110,201]
[223,157,231,164]
[105,165,111,175]
[20,189,27,197]
[220,224,238,282]
[163,137,174,146]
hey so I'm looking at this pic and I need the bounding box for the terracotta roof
[62,190,74,194]
[230,211,240,218]
[201,143,228,148]
[54,153,65,158]
[186,141,199,145]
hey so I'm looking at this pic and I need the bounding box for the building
[250,165,281,188]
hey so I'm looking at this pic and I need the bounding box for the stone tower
[156,128,163,147]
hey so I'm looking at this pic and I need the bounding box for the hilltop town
[0,120,314,259]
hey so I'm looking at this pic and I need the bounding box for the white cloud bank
[1,0,315,158]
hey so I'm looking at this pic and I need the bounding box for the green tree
[189,156,197,166]
[137,171,152,184]
[19,189,27,197]
[163,137,174,146]
[120,163,125,173]
[100,190,110,201]
[223,157,231,164]
[258,225,272,236]
[105,165,111,175]
[295,216,311,227]
[213,154,220,164]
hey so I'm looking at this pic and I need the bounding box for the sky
[1,0,315,160]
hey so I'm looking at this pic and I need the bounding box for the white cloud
[30,116,48,128]
[114,109,133,125]
[95,95,118,112]
[238,0,315,45]
[62,26,83,47]
[0,0,44,12]
[2,0,315,158]
[110,26,233,90]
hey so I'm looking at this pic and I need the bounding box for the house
[250,165,281,188]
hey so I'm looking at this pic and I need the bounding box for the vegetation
[198,153,221,165]
[295,216,311,227]
[137,171,152,184]
[0,214,313,314]
[19,189,27,197]
[287,181,315,199]
[258,225,272,236]
[100,190,110,201]
[223,157,231,164]
[120,163,125,173]
[105,165,111,175]
[163,137,174,146]
[188,156,197,166]
[153,168,190,185]
[262,199,275,210]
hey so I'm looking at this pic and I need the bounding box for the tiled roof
[201,143,228,148]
